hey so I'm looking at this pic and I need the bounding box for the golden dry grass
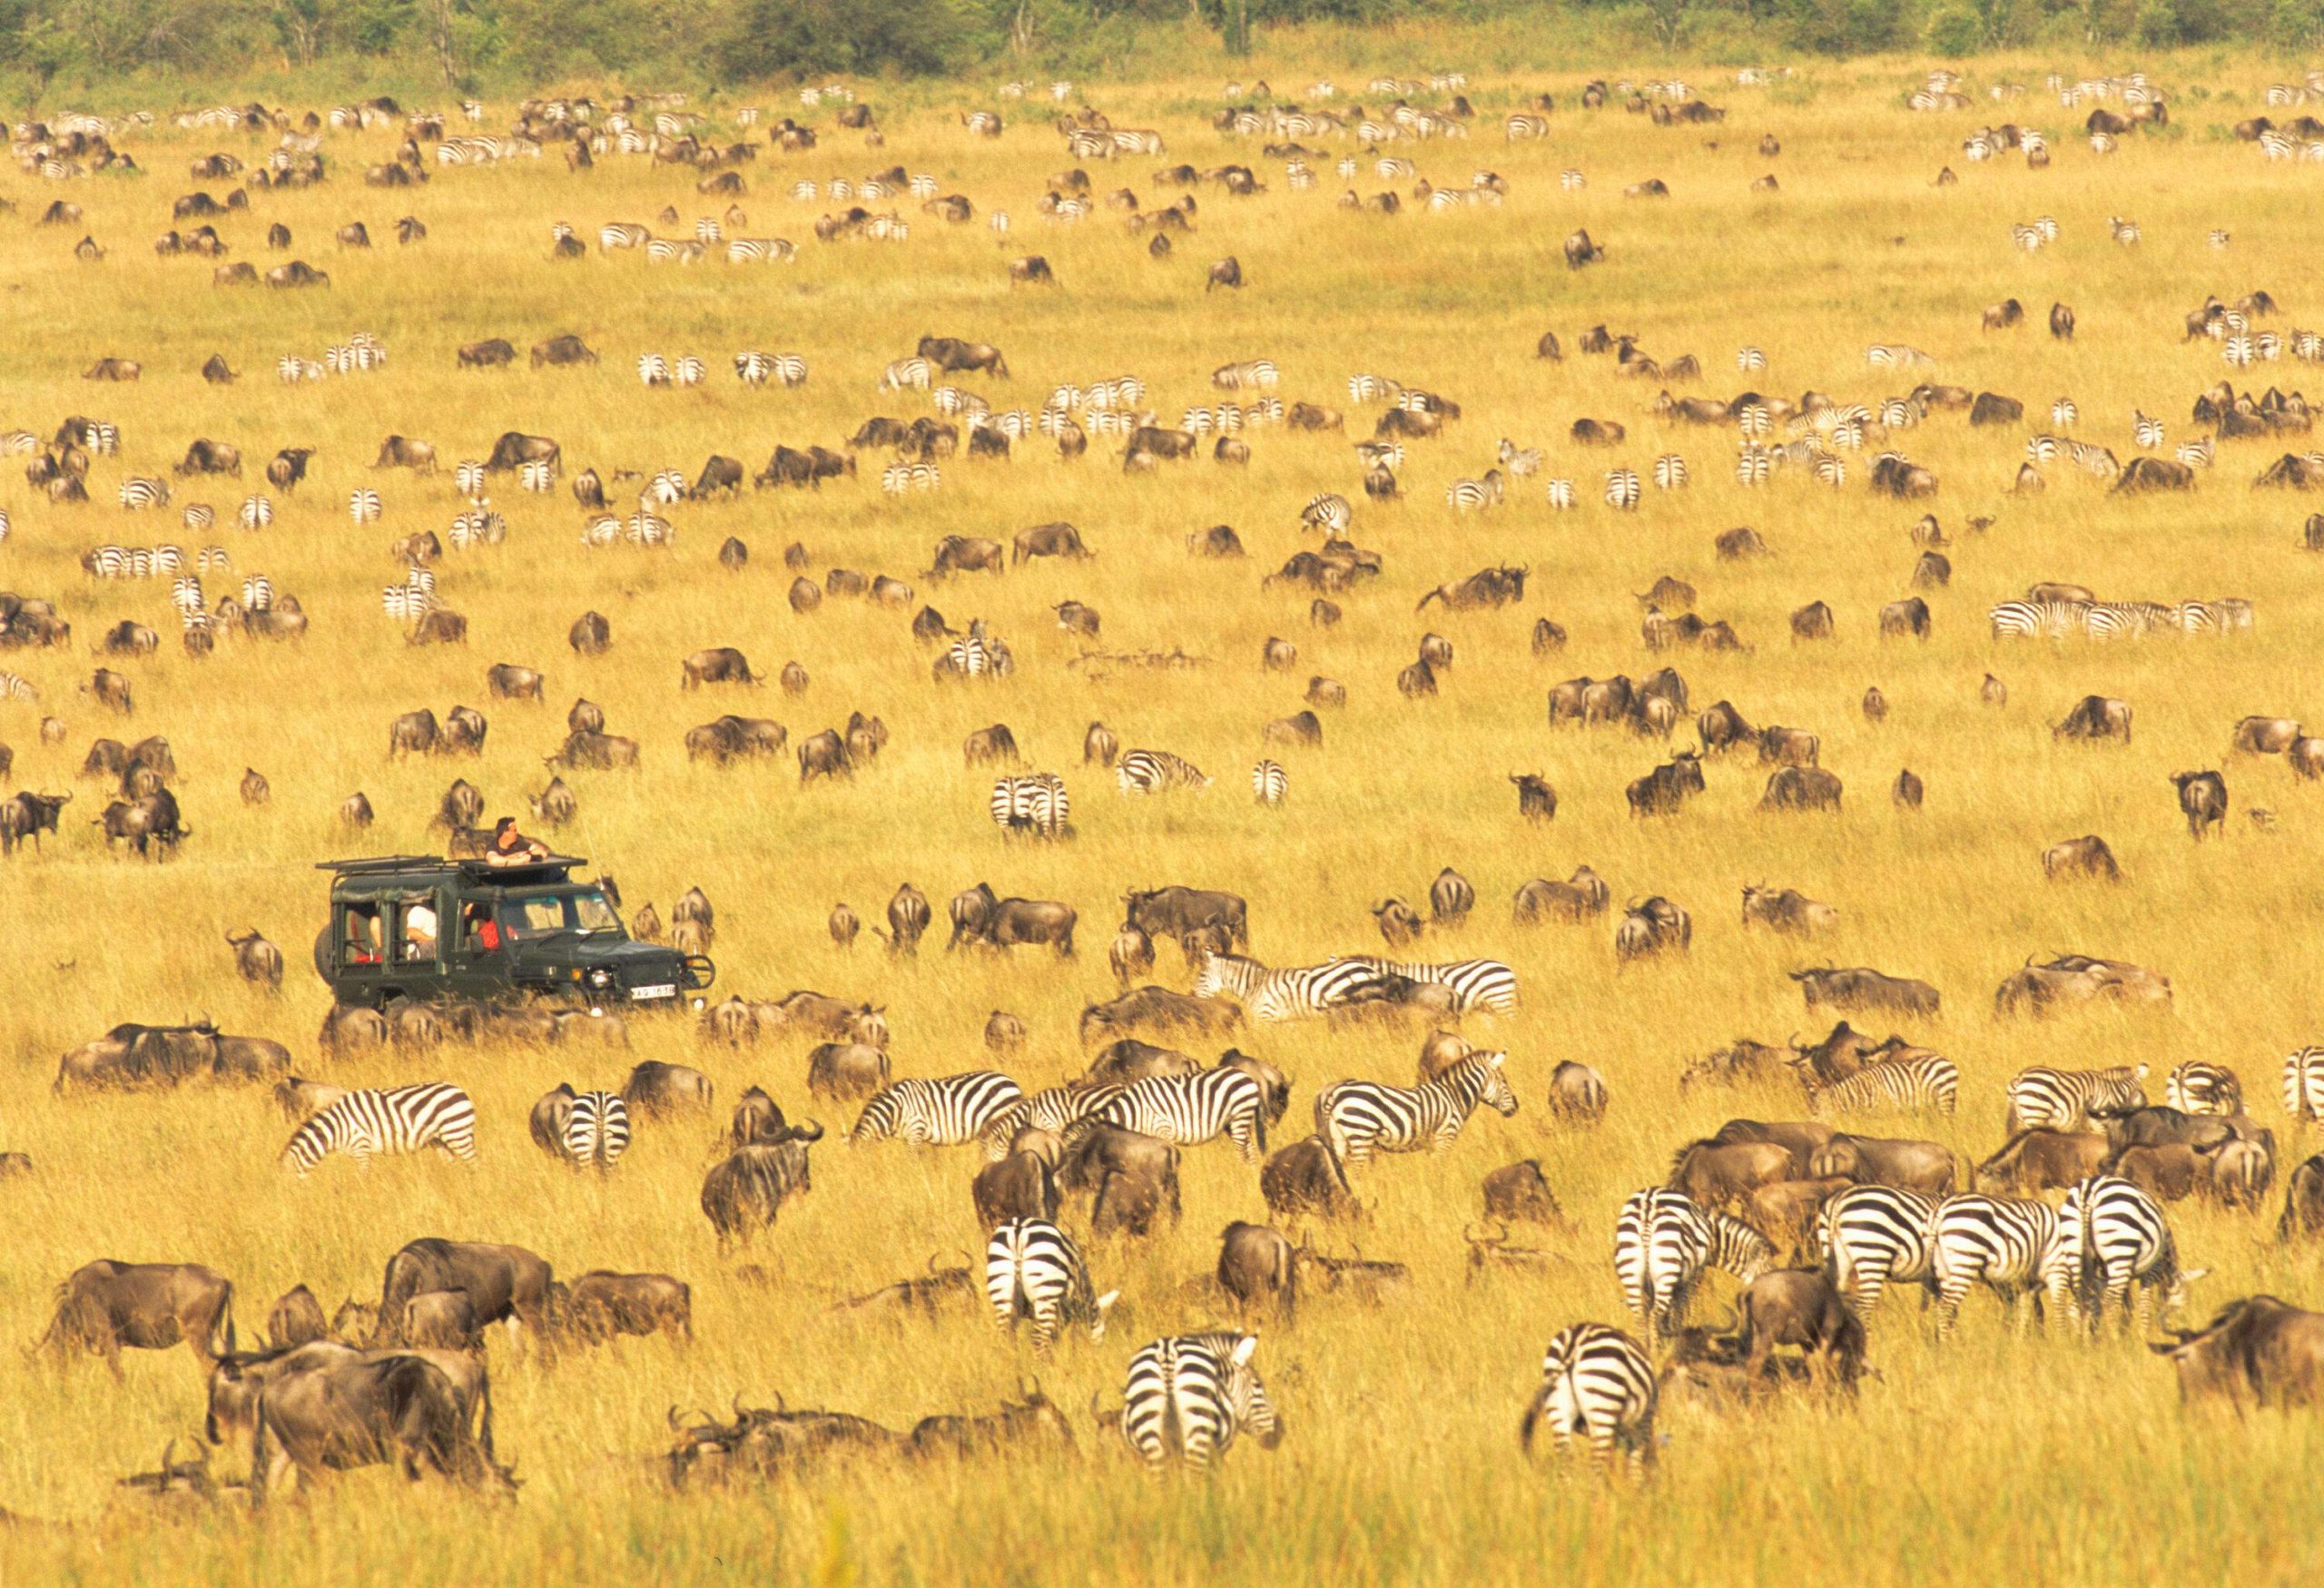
[1,44,2323,1586]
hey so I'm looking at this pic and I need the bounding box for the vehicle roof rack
[318,853,591,876]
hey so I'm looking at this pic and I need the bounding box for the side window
[460,902,499,954]
[343,904,382,967]
[396,899,440,965]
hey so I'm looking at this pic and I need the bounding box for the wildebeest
[1973,1129,2113,1195]
[1057,1123,1181,1236]
[2151,1295,2324,1408]
[1547,1061,1609,1124]
[1013,522,1089,563]
[226,929,284,989]
[2282,1156,2324,1240]
[378,1240,555,1346]
[1740,886,1838,935]
[1668,1139,1795,1211]
[1512,866,1605,923]
[1562,229,1603,268]
[1762,766,1843,813]
[623,1060,714,1119]
[2231,715,2301,755]
[1879,597,1931,638]
[1260,1137,1361,1225]
[1734,1268,1866,1386]
[1121,886,1247,950]
[701,1140,817,1248]
[234,1348,512,1500]
[1,790,73,853]
[2055,695,2132,744]
[40,1260,236,1374]
[531,334,596,368]
[1614,896,1690,964]
[1510,774,1558,822]
[563,1272,693,1344]
[266,1286,329,1350]
[1626,751,1704,816]
[1808,1134,1955,1195]
[2171,770,2229,840]
[1789,966,1939,1018]
[2043,834,2120,882]
[681,646,763,689]
[808,1042,891,1101]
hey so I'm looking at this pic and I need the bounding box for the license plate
[629,983,676,1001]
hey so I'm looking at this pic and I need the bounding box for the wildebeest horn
[925,1251,942,1276]
[1462,1221,1501,1248]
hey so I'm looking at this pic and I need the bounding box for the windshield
[497,889,625,941]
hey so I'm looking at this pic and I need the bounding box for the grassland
[0,44,2321,1586]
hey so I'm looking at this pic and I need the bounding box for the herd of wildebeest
[5,57,2324,1507]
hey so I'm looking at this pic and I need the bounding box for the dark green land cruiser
[313,853,714,1011]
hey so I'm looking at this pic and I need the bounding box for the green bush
[1925,3,1984,51]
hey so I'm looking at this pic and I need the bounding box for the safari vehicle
[313,853,714,1011]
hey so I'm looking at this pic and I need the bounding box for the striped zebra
[1301,493,1352,533]
[1521,1323,1658,1473]
[2209,228,2231,249]
[2283,1047,2324,1122]
[1088,1069,1270,1160]
[511,459,553,494]
[1315,1050,1516,1171]
[118,478,170,510]
[1798,1051,1960,1117]
[1212,359,1279,391]
[644,469,687,505]
[1119,1332,1279,1472]
[1817,1184,1939,1320]
[1652,454,1689,490]
[349,488,380,525]
[990,773,1069,837]
[645,238,705,264]
[944,631,993,676]
[560,1090,631,1171]
[1117,749,1210,794]
[2052,398,2079,428]
[196,546,230,572]
[1252,759,1287,805]
[938,386,991,419]
[1928,1193,2065,1335]
[599,222,650,251]
[1866,343,1933,368]
[2058,1175,2193,1331]
[579,517,622,549]
[2176,437,2216,469]
[171,576,203,616]
[1735,450,1772,487]
[693,218,723,244]
[1878,397,1922,429]
[882,462,940,494]
[1545,477,1578,508]
[2108,215,2141,245]
[1560,168,1586,190]
[1736,346,1767,372]
[673,355,706,388]
[278,356,324,383]
[625,512,674,547]
[1812,455,1846,488]
[850,1072,1026,1147]
[2011,222,2048,252]
[2133,411,2165,449]
[984,1218,1118,1351]
[2223,335,2255,368]
[1505,113,1551,141]
[2165,1061,2241,1116]
[180,504,214,534]
[2004,1063,2147,1134]
[977,1084,1121,1160]
[1445,471,1503,510]
[1604,469,1640,509]
[454,461,486,501]
[725,237,798,264]
[1335,956,1518,1015]
[280,1083,479,1176]
[239,574,275,611]
[1192,952,1391,1022]
[84,545,129,578]
[1496,439,1542,476]
[1988,599,2088,639]
[449,510,506,548]
[238,496,272,530]
[1613,1188,1773,1346]
[637,352,670,387]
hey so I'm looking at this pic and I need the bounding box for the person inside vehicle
[483,815,550,866]
[403,901,437,962]
[344,903,381,965]
[463,902,501,953]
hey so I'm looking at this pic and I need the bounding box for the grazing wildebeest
[1739,886,1838,935]
[808,1043,890,1102]
[1734,1269,1866,1386]
[2151,1296,2324,1408]
[1260,1137,1361,1224]
[2055,695,2132,744]
[226,929,284,989]
[563,1272,693,1344]
[1122,886,1247,950]
[266,1286,329,1350]
[1762,766,1843,813]
[237,1349,511,1500]
[1512,866,1605,923]
[1057,1123,1181,1237]
[682,646,762,689]
[623,1060,714,1119]
[2171,770,2228,840]
[377,1240,553,1346]
[42,1261,236,1374]
[531,334,596,368]
[484,431,560,473]
[2043,834,2120,882]
[1789,966,1939,1018]
[2231,715,2301,755]
[1808,1134,1956,1195]
[1614,896,1691,964]
[1216,1223,1297,1317]
[1510,774,1558,822]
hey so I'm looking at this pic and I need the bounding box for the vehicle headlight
[586,968,614,989]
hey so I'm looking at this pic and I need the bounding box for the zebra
[170,576,203,616]
[2010,222,2048,251]
[1334,956,1518,1015]
[644,469,687,505]
[560,1090,631,1171]
[2283,1047,2324,1122]
[1613,1188,1773,1346]
[1117,749,1209,794]
[1090,1068,1269,1161]
[1212,359,1280,391]
[2165,1061,2241,1116]
[1118,1331,1279,1471]
[1811,455,1846,488]
[2004,1064,2147,1134]
[118,478,170,510]
[240,574,275,611]
[850,1072,1026,1147]
[693,218,722,244]
[673,355,706,388]
[2133,410,2165,449]
[1521,1323,1658,1473]
[2052,398,2079,428]
[984,1218,1118,1351]
[196,545,230,572]
[1866,343,1933,368]
[2176,437,2216,469]
[882,462,941,494]
[450,510,507,548]
[1928,1193,2065,1335]
[1191,952,1391,1022]
[1988,599,2088,639]
[280,1083,479,1176]
[1651,453,1689,490]
[278,355,324,383]
[2058,1175,2195,1331]
[349,488,381,526]
[238,496,272,530]
[1560,168,1586,190]
[1445,470,1503,511]
[1736,345,1767,371]
[1315,1050,1516,1172]
[180,504,215,534]
[1252,759,1288,805]
[1496,438,1542,476]
[1544,477,1578,508]
[1798,1052,1960,1117]
[599,222,650,251]
[1603,469,1640,509]
[1735,451,1771,486]
[1301,493,1352,533]
[645,238,705,264]
[990,773,1069,838]
[1817,1184,1940,1321]
[1505,113,1551,141]
[637,352,670,387]
[724,238,798,264]
[2209,228,2231,249]
[625,512,674,547]
[514,459,554,494]
[2086,602,2162,640]
[977,1084,1121,1160]
[2108,215,2141,245]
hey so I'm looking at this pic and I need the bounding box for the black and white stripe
[1603,468,1640,509]
[1252,759,1287,805]
[2164,1061,2241,1117]
[280,1082,479,1176]
[984,1218,1117,1350]
[849,1072,1025,1147]
[1116,749,1210,794]
[239,574,275,611]
[724,238,798,264]
[2286,1047,2324,1122]
[1120,1332,1279,1471]
[1928,1193,2065,1335]
[1445,470,1504,511]
[561,1090,631,1170]
[2058,1174,2186,1329]
[990,773,1069,837]
[1335,956,1519,1015]
[1613,1188,1773,1346]
[1314,1050,1516,1170]
[118,477,172,510]
[1192,952,1392,1021]
[1817,1184,1939,1321]
[2003,1064,2146,1134]
[1800,1052,1959,1117]
[1093,1069,1268,1161]
[349,488,381,525]
[882,461,941,494]
[238,495,273,530]
[1212,359,1280,391]
[1521,1323,1657,1472]
[1988,598,2088,639]
[977,1084,1121,1159]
